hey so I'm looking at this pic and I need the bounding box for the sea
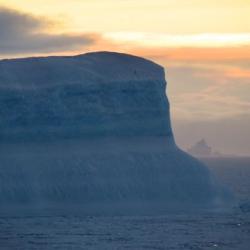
[0,157,249,250]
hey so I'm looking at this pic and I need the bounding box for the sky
[0,0,250,155]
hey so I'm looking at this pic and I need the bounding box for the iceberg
[0,52,231,215]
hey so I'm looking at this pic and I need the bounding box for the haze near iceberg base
[0,52,231,214]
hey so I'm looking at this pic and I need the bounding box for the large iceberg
[0,52,230,215]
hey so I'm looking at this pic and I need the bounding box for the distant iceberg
[188,139,212,157]
[0,52,231,215]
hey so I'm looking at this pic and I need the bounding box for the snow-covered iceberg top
[0,52,165,88]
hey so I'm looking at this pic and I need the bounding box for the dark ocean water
[0,157,250,250]
[202,157,250,201]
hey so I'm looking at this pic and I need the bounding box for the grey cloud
[0,7,95,55]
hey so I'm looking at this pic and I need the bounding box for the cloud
[0,7,96,55]
[95,39,250,65]
[161,63,250,122]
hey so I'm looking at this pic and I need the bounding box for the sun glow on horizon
[104,32,250,48]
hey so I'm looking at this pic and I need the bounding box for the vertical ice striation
[0,52,230,214]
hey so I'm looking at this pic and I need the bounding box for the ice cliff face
[0,52,231,215]
[0,52,171,141]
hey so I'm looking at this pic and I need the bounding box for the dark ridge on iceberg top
[0,51,232,214]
